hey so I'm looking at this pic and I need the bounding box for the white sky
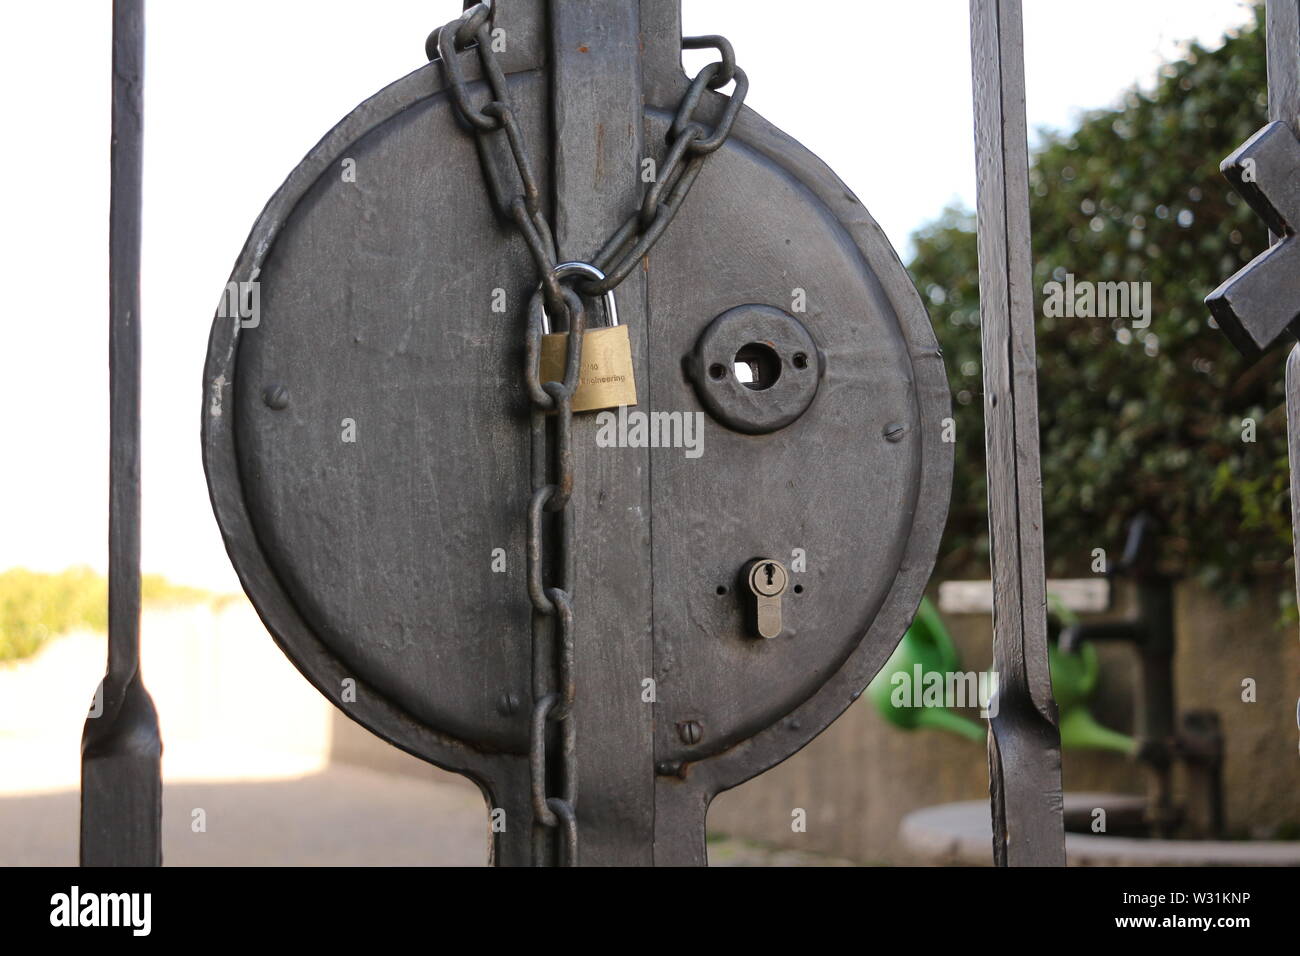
[0,0,1257,592]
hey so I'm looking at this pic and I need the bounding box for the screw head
[497,691,520,717]
[883,422,905,442]
[677,720,703,745]
[263,384,290,410]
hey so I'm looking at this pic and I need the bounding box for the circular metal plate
[203,56,952,787]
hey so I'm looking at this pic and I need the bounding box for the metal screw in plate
[263,384,290,410]
[883,422,905,442]
[677,720,703,745]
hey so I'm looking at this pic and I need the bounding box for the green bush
[908,5,1291,614]
[0,567,216,664]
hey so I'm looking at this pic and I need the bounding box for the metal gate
[80,0,1300,867]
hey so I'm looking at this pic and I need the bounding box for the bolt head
[677,720,703,745]
[263,384,290,410]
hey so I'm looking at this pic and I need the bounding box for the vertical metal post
[968,0,1066,866]
[548,0,657,865]
[1267,0,1300,144]
[81,0,163,867]
[1268,0,1300,755]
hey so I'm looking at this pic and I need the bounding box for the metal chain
[427,0,745,867]
[428,1,747,313]
[524,285,584,865]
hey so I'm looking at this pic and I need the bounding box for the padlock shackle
[540,261,619,334]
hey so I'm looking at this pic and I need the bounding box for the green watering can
[867,596,1135,753]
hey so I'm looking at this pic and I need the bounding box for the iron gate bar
[81,0,163,867]
[1266,0,1300,755]
[548,0,657,865]
[1267,0,1300,152]
[1205,1,1300,760]
[968,0,1067,866]
[1267,0,1300,692]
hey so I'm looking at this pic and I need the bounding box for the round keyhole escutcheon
[689,304,822,434]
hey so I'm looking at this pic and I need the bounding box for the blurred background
[3,0,1296,865]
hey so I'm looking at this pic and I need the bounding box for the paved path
[0,766,850,866]
[0,612,851,866]
[2,765,487,866]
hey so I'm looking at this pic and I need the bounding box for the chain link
[429,0,744,866]
[524,296,583,866]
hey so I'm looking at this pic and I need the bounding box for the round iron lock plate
[201,17,954,804]
[689,304,822,434]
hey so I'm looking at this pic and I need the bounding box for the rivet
[263,385,290,410]
[884,422,905,442]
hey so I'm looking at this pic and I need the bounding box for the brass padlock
[538,261,638,413]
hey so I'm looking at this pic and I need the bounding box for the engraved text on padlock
[538,262,638,413]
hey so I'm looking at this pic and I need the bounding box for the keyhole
[763,563,776,586]
[733,343,781,390]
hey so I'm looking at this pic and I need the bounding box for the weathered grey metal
[1208,0,1300,355]
[1205,122,1300,356]
[546,0,673,866]
[1268,0,1300,136]
[1264,7,1299,769]
[1207,0,1300,761]
[688,305,822,435]
[202,0,952,865]
[81,0,163,868]
[968,0,1066,866]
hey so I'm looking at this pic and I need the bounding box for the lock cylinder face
[743,558,788,639]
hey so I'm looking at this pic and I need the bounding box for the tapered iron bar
[80,0,163,867]
[969,0,1066,866]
